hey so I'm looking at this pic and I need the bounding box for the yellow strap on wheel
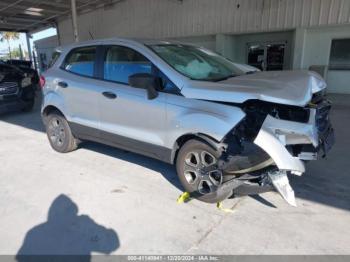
[217,201,235,213]
[177,192,191,204]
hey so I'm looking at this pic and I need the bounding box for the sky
[0,27,57,56]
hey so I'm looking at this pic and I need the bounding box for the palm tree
[0,31,20,59]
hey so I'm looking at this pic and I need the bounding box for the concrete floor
[0,93,349,256]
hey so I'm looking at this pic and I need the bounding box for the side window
[48,51,61,69]
[62,46,96,77]
[103,46,152,84]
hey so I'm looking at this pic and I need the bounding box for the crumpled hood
[181,70,327,107]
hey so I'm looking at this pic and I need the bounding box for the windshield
[148,44,258,81]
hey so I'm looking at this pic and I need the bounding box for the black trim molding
[69,122,173,164]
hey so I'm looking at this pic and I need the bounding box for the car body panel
[164,94,246,147]
[42,38,333,174]
[96,78,167,147]
[181,70,326,107]
[42,70,100,131]
[42,40,246,163]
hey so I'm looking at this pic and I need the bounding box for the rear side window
[62,46,96,77]
[103,46,152,84]
[48,51,61,68]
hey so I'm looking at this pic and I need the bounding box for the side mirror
[128,73,161,100]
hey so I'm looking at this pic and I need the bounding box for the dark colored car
[6,59,40,88]
[0,63,35,114]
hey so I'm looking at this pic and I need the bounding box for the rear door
[57,46,101,137]
[95,45,168,159]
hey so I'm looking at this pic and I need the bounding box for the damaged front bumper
[254,100,334,176]
[195,99,334,206]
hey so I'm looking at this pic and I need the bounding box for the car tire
[176,139,230,203]
[45,112,78,153]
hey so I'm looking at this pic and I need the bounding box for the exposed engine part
[218,129,272,175]
[227,158,275,174]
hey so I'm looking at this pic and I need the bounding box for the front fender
[166,99,245,153]
[174,111,244,142]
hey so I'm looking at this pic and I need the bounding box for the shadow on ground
[15,194,119,262]
[1,93,350,210]
[83,142,182,191]
[0,92,182,191]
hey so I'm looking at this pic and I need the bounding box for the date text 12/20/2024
[127,255,220,261]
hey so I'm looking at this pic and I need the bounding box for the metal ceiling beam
[18,0,107,31]
[28,0,71,9]
[20,0,98,10]
[0,2,65,15]
[3,17,47,23]
[0,27,28,32]
[0,0,26,12]
[1,20,50,27]
[0,0,120,32]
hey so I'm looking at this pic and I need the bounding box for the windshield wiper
[212,74,237,82]
[246,70,257,75]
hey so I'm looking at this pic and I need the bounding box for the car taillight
[39,75,46,88]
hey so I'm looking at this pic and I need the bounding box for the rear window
[62,46,96,77]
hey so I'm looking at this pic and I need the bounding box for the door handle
[102,91,117,99]
[58,81,68,88]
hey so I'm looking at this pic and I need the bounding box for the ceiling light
[26,7,44,12]
[23,10,43,16]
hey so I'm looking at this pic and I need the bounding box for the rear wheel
[176,139,229,203]
[45,112,78,153]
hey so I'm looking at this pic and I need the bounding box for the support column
[54,21,62,46]
[71,0,79,42]
[25,33,33,62]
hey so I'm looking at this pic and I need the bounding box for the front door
[96,45,167,159]
[247,42,286,71]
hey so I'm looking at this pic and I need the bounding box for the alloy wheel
[48,117,66,147]
[183,150,223,195]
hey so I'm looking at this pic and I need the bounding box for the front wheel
[176,139,231,203]
[45,112,78,153]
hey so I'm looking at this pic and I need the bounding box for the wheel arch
[170,133,222,164]
[42,105,66,125]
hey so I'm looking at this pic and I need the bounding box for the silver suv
[41,38,334,205]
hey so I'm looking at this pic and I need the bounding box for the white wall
[300,25,350,94]
[56,0,350,94]
[167,35,216,50]
[57,0,350,45]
